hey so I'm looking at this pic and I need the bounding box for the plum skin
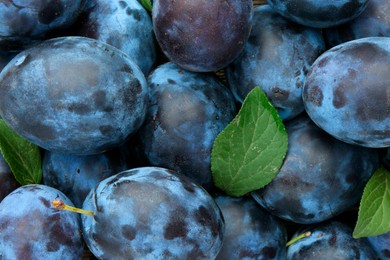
[81,167,225,259]
[152,0,253,72]
[225,5,326,121]
[0,36,149,155]
[251,115,379,224]
[303,37,390,148]
[0,184,84,259]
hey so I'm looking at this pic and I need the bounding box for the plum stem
[52,198,94,217]
[286,231,311,247]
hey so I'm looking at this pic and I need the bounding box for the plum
[81,167,225,259]
[0,0,85,51]
[138,62,237,190]
[214,195,287,260]
[0,36,149,155]
[303,37,390,148]
[251,114,379,224]
[0,152,19,202]
[225,5,325,121]
[266,0,370,28]
[367,231,390,259]
[71,0,157,75]
[0,184,84,259]
[42,146,130,208]
[324,0,390,48]
[287,221,376,259]
[152,0,253,72]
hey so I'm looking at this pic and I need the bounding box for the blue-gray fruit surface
[138,62,237,190]
[215,195,287,260]
[226,5,325,121]
[0,36,149,155]
[367,231,390,259]
[0,0,84,51]
[42,146,130,208]
[324,0,390,47]
[303,37,390,148]
[251,115,379,224]
[81,167,225,259]
[287,221,377,259]
[152,0,253,72]
[72,0,156,75]
[0,184,84,259]
[266,0,370,28]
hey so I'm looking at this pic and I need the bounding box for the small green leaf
[211,87,288,197]
[0,119,42,185]
[353,167,390,238]
[140,0,152,12]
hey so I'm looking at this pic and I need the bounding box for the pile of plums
[0,0,389,259]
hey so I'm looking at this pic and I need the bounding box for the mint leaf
[211,87,288,197]
[140,0,152,12]
[353,167,390,238]
[0,119,42,185]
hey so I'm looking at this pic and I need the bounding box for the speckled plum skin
[324,0,390,48]
[0,0,84,51]
[72,0,156,75]
[0,36,148,155]
[0,153,19,202]
[266,0,369,28]
[303,37,390,148]
[81,167,225,259]
[0,184,84,259]
[152,0,253,72]
[367,231,390,259]
[138,62,237,190]
[214,195,287,260]
[42,147,130,208]
[251,115,379,224]
[287,221,376,259]
[225,5,325,121]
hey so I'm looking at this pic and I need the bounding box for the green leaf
[0,119,42,185]
[353,167,390,238]
[140,0,152,12]
[211,87,288,197]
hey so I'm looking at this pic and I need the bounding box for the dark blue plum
[0,0,84,51]
[0,184,84,259]
[266,0,370,28]
[152,0,253,72]
[0,152,19,202]
[138,62,237,190]
[287,221,377,259]
[81,167,225,259]
[303,37,390,148]
[367,231,390,259]
[42,146,130,208]
[72,0,156,75]
[214,195,287,260]
[324,0,390,48]
[225,5,325,121]
[0,36,149,155]
[251,114,379,224]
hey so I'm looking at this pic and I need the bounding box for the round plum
[152,0,253,72]
[214,195,287,260]
[367,231,390,259]
[251,114,379,224]
[138,62,237,190]
[303,37,390,148]
[287,221,376,259]
[266,0,370,28]
[0,184,84,259]
[81,167,225,259]
[225,5,325,121]
[0,36,149,155]
[72,0,156,75]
